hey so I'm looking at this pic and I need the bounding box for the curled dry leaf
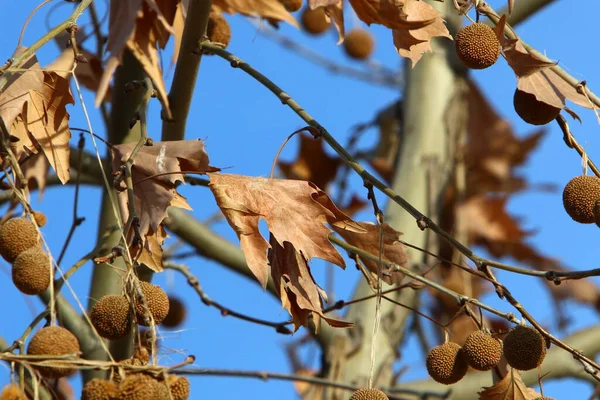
[269,236,352,331]
[332,221,408,285]
[0,48,72,184]
[208,173,364,327]
[278,133,342,190]
[97,0,182,114]
[503,39,591,109]
[478,368,540,400]
[348,0,451,65]
[110,139,219,271]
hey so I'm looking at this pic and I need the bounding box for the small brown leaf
[503,40,590,109]
[332,221,408,285]
[111,139,218,271]
[278,133,342,190]
[208,173,365,288]
[478,368,540,400]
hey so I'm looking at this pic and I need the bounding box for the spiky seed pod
[0,384,27,400]
[82,379,119,400]
[513,90,561,125]
[462,330,503,371]
[32,211,47,227]
[207,14,231,49]
[349,388,389,400]
[503,325,547,371]
[426,342,469,385]
[279,0,302,12]
[562,175,600,224]
[161,296,187,328]
[12,246,50,295]
[0,217,39,262]
[135,282,170,326]
[91,295,131,340]
[117,374,169,400]
[27,326,80,378]
[343,29,375,60]
[300,7,329,35]
[167,375,191,400]
[455,23,500,69]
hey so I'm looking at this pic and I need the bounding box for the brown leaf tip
[455,23,500,70]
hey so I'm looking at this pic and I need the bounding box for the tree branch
[161,0,213,141]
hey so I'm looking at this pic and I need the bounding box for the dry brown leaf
[503,40,590,109]
[278,133,342,190]
[213,0,298,26]
[325,2,345,45]
[0,48,73,184]
[111,139,218,271]
[269,237,352,331]
[208,173,365,288]
[479,369,540,400]
[332,221,408,285]
[348,0,450,65]
[19,151,50,197]
[97,0,180,113]
[131,225,169,272]
[48,38,110,102]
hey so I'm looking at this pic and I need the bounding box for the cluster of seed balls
[0,214,50,296]
[300,6,375,60]
[455,22,561,126]
[426,325,547,385]
[79,347,190,400]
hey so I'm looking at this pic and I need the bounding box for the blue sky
[1,0,600,399]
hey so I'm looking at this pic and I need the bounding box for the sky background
[1,0,600,399]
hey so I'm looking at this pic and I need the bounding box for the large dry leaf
[332,221,408,285]
[503,40,591,109]
[97,0,180,113]
[208,173,365,288]
[268,236,352,331]
[111,139,218,271]
[213,0,298,26]
[479,369,540,400]
[465,79,545,196]
[0,49,73,184]
[278,133,342,190]
[348,0,450,65]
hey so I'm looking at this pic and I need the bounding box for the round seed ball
[207,14,231,48]
[0,217,39,262]
[12,246,50,295]
[300,7,329,35]
[455,23,500,69]
[426,342,469,385]
[32,211,47,227]
[135,282,170,326]
[167,375,190,400]
[343,29,375,60]
[563,175,600,224]
[349,388,389,399]
[81,378,118,400]
[0,384,27,400]
[161,296,187,328]
[27,326,80,378]
[503,325,546,371]
[513,89,561,125]
[118,374,169,400]
[462,330,503,371]
[91,295,131,340]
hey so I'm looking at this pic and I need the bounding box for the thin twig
[164,262,292,334]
